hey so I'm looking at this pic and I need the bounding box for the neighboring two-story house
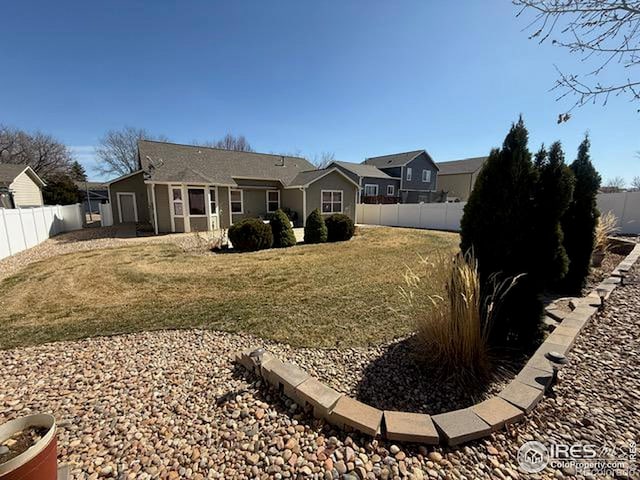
[362,150,439,203]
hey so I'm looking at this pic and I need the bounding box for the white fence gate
[99,202,113,227]
[356,192,640,235]
[0,204,84,260]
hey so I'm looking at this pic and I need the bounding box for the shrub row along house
[108,140,360,233]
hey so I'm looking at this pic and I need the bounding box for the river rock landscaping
[0,259,637,479]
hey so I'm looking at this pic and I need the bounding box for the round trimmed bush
[270,209,297,248]
[325,214,355,242]
[304,208,327,244]
[228,218,273,252]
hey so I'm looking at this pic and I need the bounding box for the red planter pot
[0,414,57,480]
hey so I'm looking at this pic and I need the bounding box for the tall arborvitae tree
[532,142,575,287]
[69,161,87,182]
[559,135,601,293]
[460,117,541,345]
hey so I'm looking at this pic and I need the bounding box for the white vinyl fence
[597,191,640,235]
[357,202,465,231]
[0,204,84,260]
[356,192,640,235]
[99,202,113,227]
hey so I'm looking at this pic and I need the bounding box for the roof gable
[0,164,46,187]
[437,156,487,175]
[363,150,425,168]
[331,161,392,179]
[287,167,360,188]
[138,140,315,186]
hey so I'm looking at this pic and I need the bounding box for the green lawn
[0,227,459,349]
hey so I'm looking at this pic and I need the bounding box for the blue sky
[1,1,638,183]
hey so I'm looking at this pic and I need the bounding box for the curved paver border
[235,244,640,446]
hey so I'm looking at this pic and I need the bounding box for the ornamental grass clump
[594,211,618,253]
[400,252,519,385]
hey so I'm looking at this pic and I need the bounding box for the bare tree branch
[200,133,254,152]
[515,0,640,116]
[96,127,168,177]
[0,124,73,178]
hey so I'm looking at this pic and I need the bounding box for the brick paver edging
[234,244,640,446]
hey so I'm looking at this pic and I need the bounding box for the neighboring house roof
[0,164,46,187]
[330,161,393,179]
[137,140,315,186]
[436,156,487,175]
[287,167,360,188]
[75,181,108,190]
[363,150,425,168]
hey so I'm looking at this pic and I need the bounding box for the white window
[387,184,394,196]
[321,190,343,213]
[230,189,243,214]
[266,190,280,212]
[209,188,217,214]
[406,168,412,181]
[422,169,431,183]
[364,184,378,197]
[172,187,184,217]
[188,188,206,216]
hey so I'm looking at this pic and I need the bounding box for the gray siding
[305,171,358,222]
[109,172,149,224]
[361,176,400,198]
[281,188,304,226]
[155,184,172,233]
[401,152,438,192]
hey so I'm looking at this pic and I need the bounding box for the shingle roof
[0,163,28,186]
[437,156,487,175]
[363,150,425,168]
[332,161,393,179]
[138,140,315,186]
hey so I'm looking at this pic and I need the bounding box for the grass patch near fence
[0,227,459,349]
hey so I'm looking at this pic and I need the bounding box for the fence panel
[0,204,84,261]
[99,203,113,227]
[597,192,640,234]
[357,194,639,235]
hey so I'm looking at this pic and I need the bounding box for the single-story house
[435,156,487,201]
[329,161,400,203]
[362,150,440,203]
[107,140,360,234]
[0,164,46,208]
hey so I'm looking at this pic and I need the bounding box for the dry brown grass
[0,227,459,350]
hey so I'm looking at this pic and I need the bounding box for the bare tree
[601,176,627,192]
[202,133,254,152]
[96,127,168,177]
[631,175,640,190]
[310,151,336,169]
[514,0,640,117]
[0,125,73,178]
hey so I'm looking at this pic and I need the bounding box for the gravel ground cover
[1,261,637,479]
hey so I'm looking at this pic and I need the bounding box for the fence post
[1,208,12,256]
[16,207,28,250]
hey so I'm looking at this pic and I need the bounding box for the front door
[118,193,137,223]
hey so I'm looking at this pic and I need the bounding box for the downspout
[152,183,159,235]
[301,187,307,226]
